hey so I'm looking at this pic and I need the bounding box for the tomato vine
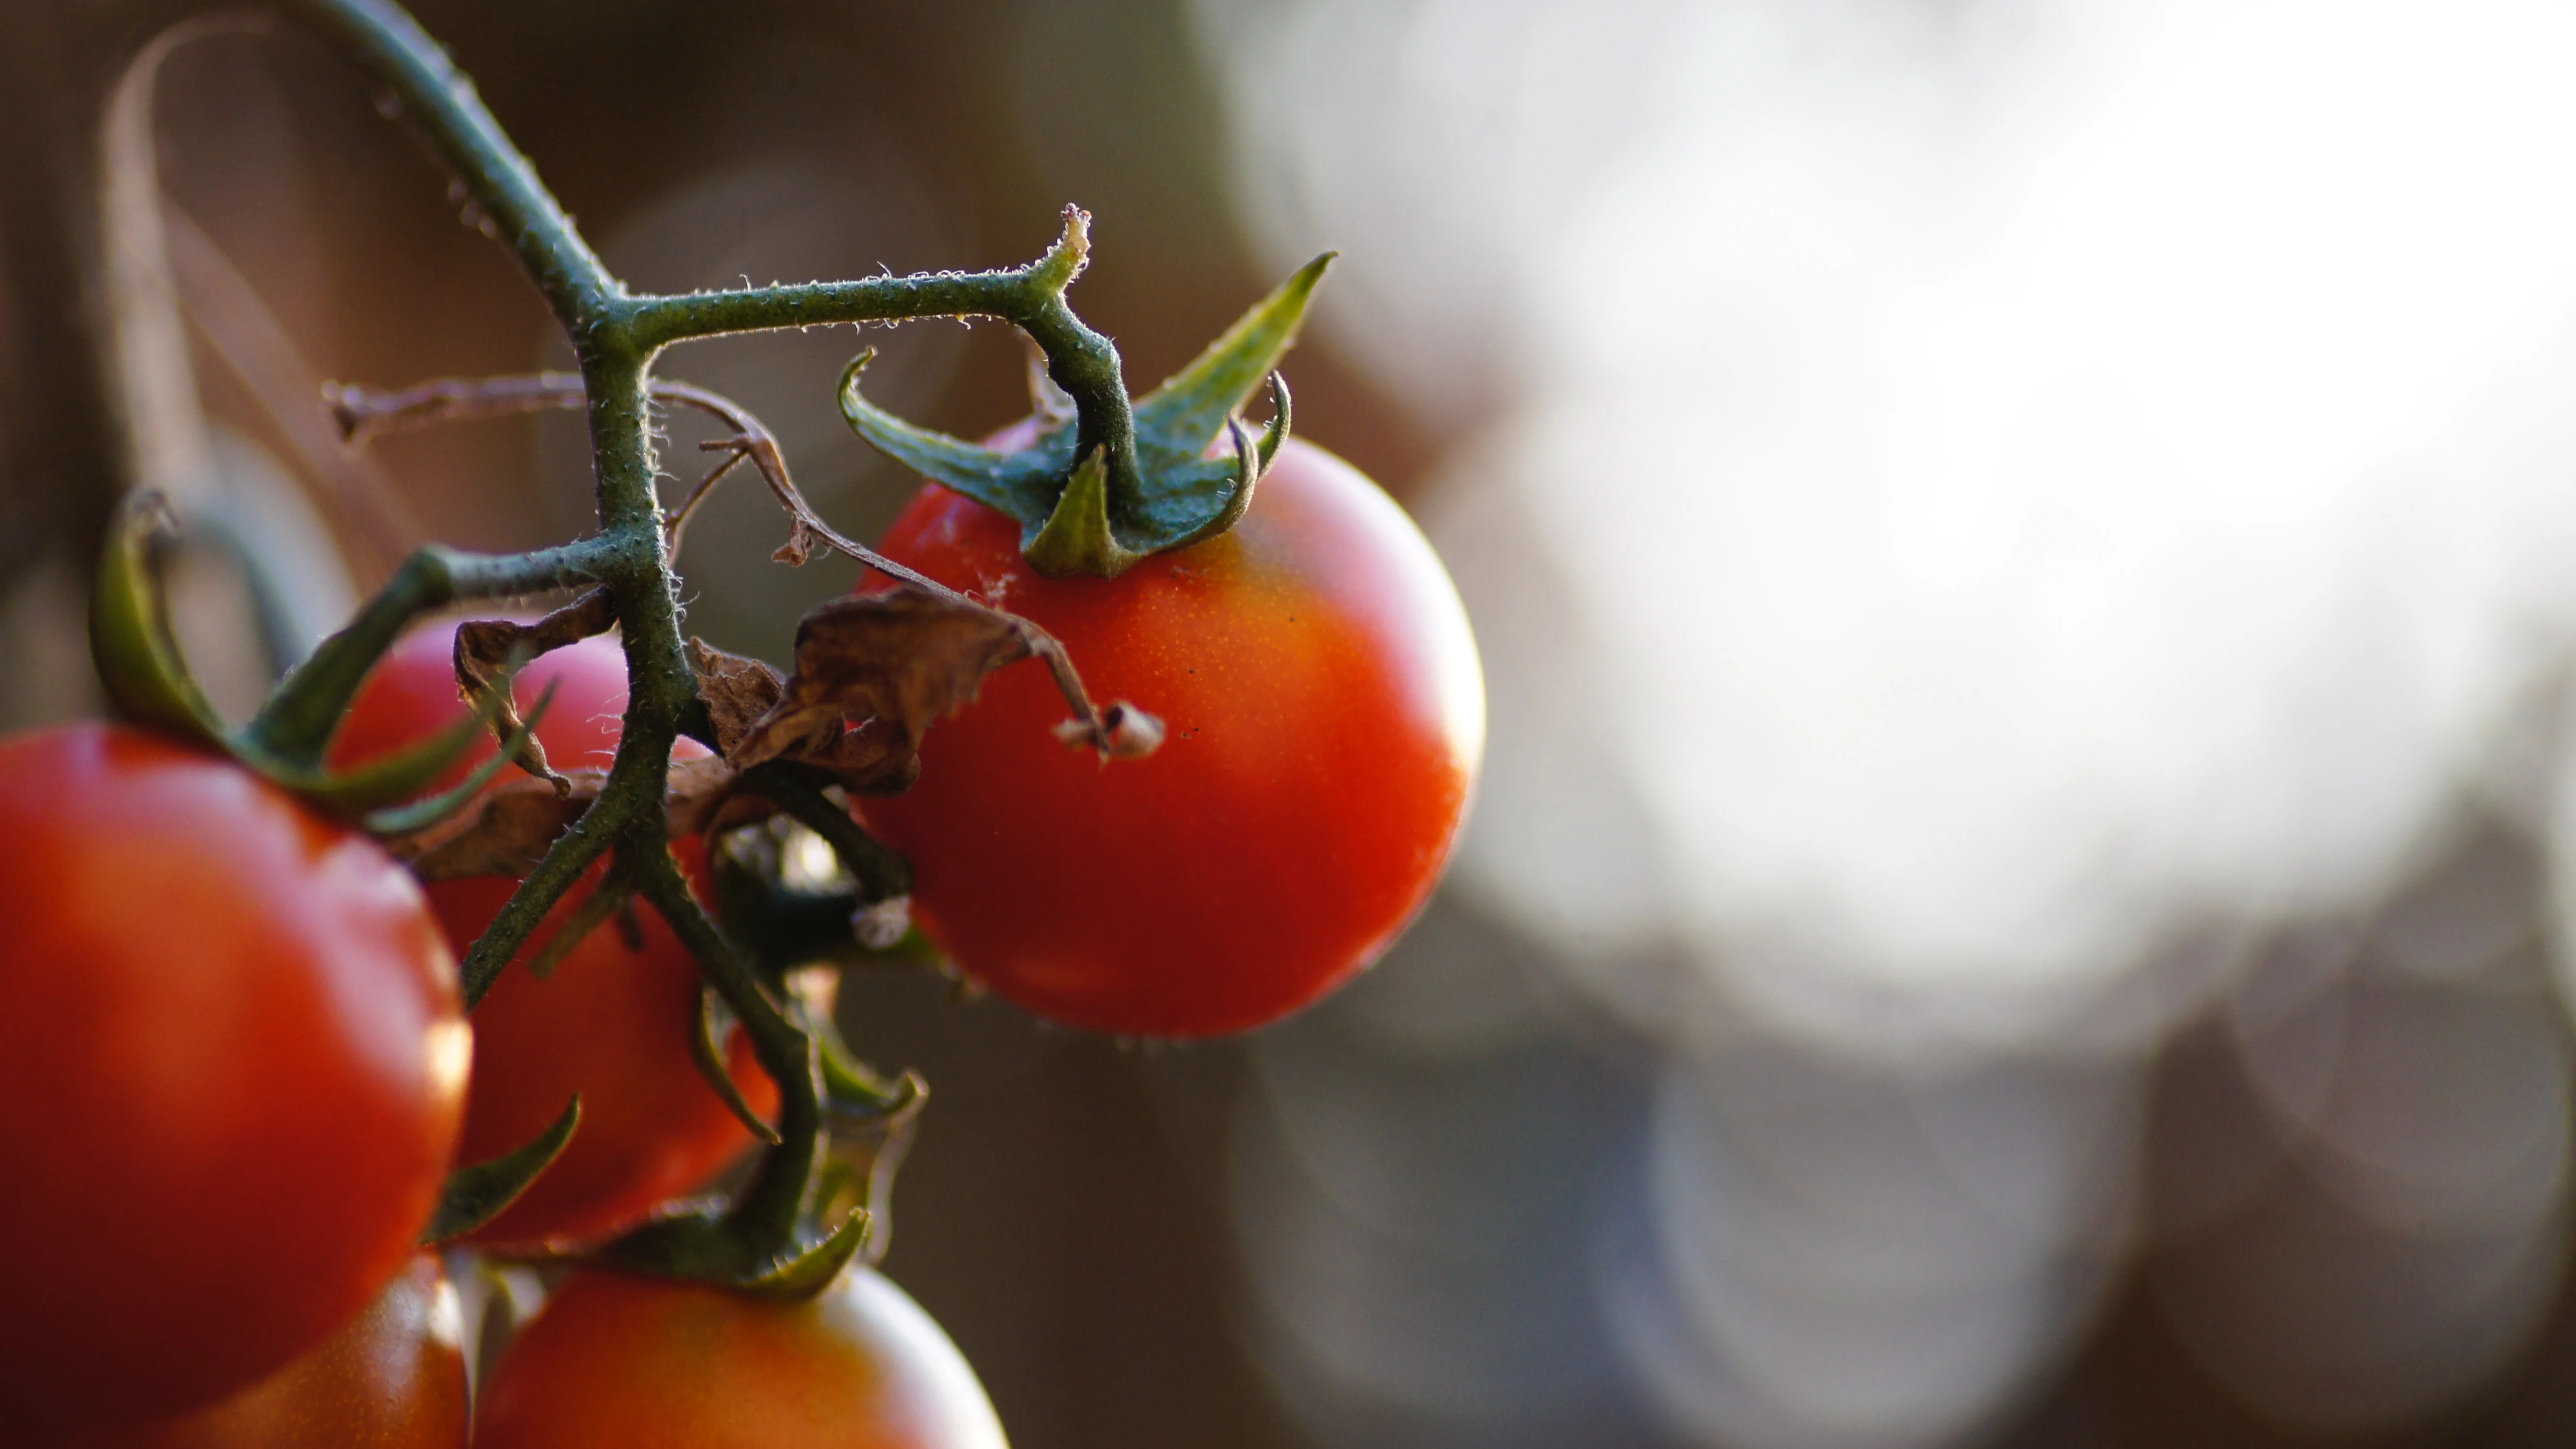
[76,0,1323,1297]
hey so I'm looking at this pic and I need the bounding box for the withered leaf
[454,589,616,688]
[390,771,597,881]
[730,587,1032,796]
[385,756,754,882]
[688,638,786,757]
[452,589,618,790]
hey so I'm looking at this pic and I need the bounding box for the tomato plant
[860,433,1485,1037]
[473,1267,1007,1449]
[52,1252,469,1448]
[0,725,466,1430]
[10,0,1489,1437]
[331,625,779,1250]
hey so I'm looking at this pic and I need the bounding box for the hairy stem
[284,0,617,328]
[631,849,824,1260]
[625,209,1143,514]
[247,535,618,765]
[252,0,1147,1284]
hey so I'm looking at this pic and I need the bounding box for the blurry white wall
[1189,2,2576,1443]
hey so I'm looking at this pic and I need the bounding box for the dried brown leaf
[390,771,598,881]
[731,587,1032,796]
[387,755,757,882]
[452,591,618,791]
[688,638,786,757]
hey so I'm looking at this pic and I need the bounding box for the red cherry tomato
[861,435,1484,1037]
[331,626,776,1250]
[474,1268,1007,1449]
[0,725,466,1431]
[53,1252,469,1448]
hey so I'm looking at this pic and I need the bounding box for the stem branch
[283,0,618,330]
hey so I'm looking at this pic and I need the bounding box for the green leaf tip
[1131,250,1330,475]
[1022,447,1144,578]
[837,350,1074,523]
[694,988,786,1146]
[583,1200,875,1301]
[87,489,569,823]
[90,490,229,750]
[739,1207,873,1301]
[836,252,1330,578]
[422,1094,582,1243]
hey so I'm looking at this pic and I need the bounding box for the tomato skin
[330,627,777,1251]
[0,725,466,1430]
[49,1252,469,1448]
[862,435,1484,1037]
[475,1268,1007,1449]
[423,866,776,1252]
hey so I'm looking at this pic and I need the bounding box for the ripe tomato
[861,435,1484,1037]
[0,725,466,1430]
[50,1252,468,1447]
[474,1267,1006,1449]
[331,626,776,1250]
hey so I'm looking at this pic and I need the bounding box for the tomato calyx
[89,489,552,831]
[579,996,922,1302]
[838,218,1331,578]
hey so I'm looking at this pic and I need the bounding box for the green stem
[282,0,618,328]
[625,271,1043,350]
[240,0,1150,1287]
[631,849,825,1261]
[624,213,1143,515]
[746,761,913,904]
[247,535,617,765]
[458,809,611,1008]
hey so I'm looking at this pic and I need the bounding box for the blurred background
[12,0,2576,1444]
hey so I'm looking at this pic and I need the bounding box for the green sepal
[253,667,545,825]
[1022,446,1144,577]
[585,1200,873,1302]
[815,1010,921,1122]
[89,490,229,749]
[86,488,553,823]
[1130,253,1329,477]
[693,988,786,1146]
[342,678,557,831]
[836,254,1329,575]
[737,1207,872,1301]
[838,349,1077,523]
[421,1094,582,1244]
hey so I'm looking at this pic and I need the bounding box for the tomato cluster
[329,627,782,1252]
[0,0,1496,1432]
[2,428,1477,1443]
[0,642,996,1444]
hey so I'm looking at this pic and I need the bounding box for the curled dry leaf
[1049,702,1166,759]
[382,757,748,882]
[688,637,787,758]
[452,591,618,792]
[384,589,1150,882]
[385,771,597,881]
[728,588,1034,797]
